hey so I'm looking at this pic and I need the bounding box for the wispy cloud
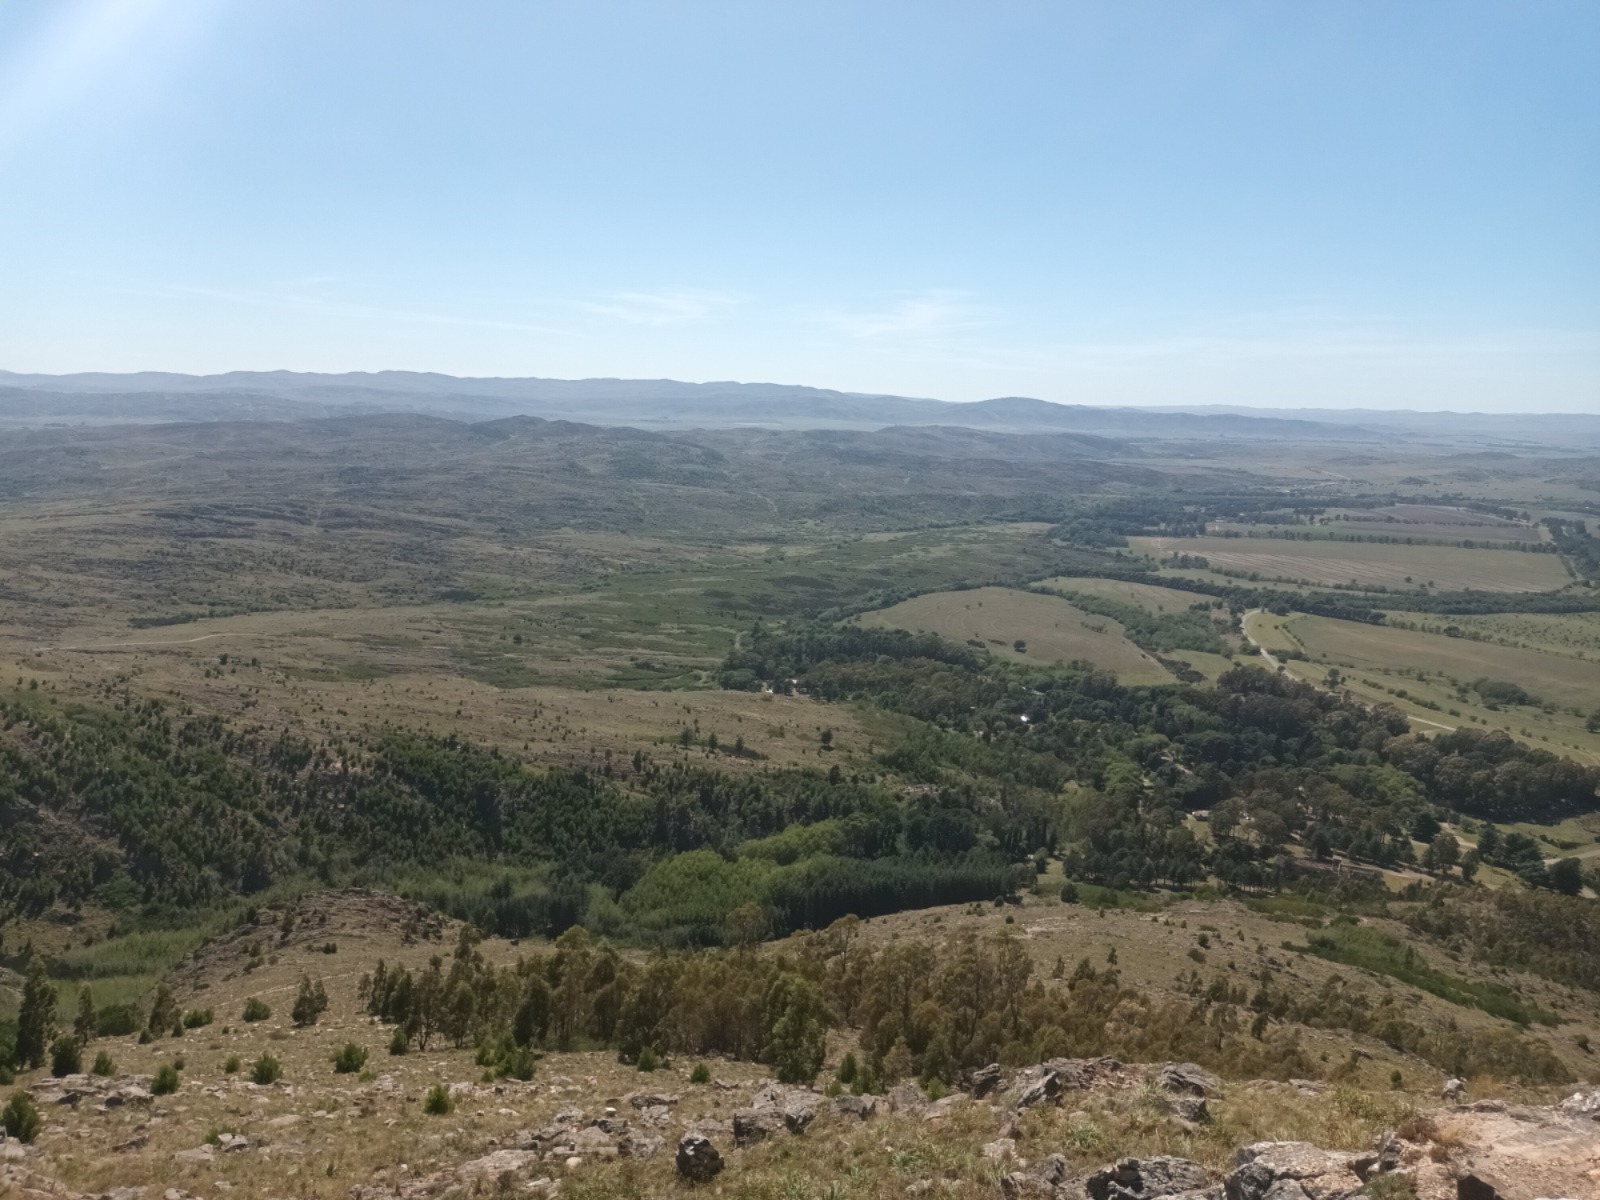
[575,289,739,325]
[823,290,987,340]
[135,282,576,337]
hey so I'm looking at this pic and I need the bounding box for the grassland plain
[852,586,1175,684]
[1130,534,1573,593]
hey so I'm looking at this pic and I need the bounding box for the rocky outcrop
[1159,1063,1222,1098]
[732,1084,823,1145]
[732,1105,788,1147]
[676,1133,724,1182]
[1001,1153,1075,1200]
[970,1063,1004,1098]
[1087,1156,1215,1200]
[1225,1141,1367,1200]
[1424,1096,1600,1200]
[832,1094,878,1120]
[1013,1057,1128,1109]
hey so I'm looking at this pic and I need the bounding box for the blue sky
[0,1,1595,411]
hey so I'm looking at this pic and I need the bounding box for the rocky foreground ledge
[4,1060,1600,1200]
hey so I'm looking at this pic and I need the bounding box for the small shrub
[251,1053,282,1085]
[152,1063,180,1095]
[223,1055,241,1074]
[91,1051,116,1076]
[689,1062,711,1085]
[321,941,338,954]
[424,1083,453,1115]
[635,1045,660,1073]
[333,1043,368,1074]
[50,1035,83,1078]
[182,1008,214,1029]
[2,1093,41,1143]
[242,997,271,1023]
[137,1030,153,1045]
[388,1027,410,1056]
[1060,882,1079,904]
[173,1054,185,1071]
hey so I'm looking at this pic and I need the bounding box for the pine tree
[73,987,97,1048]
[16,957,58,1069]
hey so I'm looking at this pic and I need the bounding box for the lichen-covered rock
[1002,1154,1075,1200]
[1160,1063,1223,1098]
[732,1106,787,1147]
[970,1063,1004,1098]
[676,1133,723,1183]
[1087,1155,1214,1200]
[1558,1086,1600,1119]
[628,1091,680,1109]
[1225,1143,1364,1200]
[833,1094,878,1120]
[887,1080,929,1114]
[782,1090,821,1133]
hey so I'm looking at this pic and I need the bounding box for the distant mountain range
[0,370,1594,447]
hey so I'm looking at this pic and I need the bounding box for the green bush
[182,1008,214,1029]
[689,1062,711,1085]
[242,997,271,1023]
[223,1055,241,1074]
[91,1051,115,1076]
[424,1083,453,1115]
[251,1054,282,1085]
[388,1027,410,1056]
[96,1004,143,1038]
[50,1036,83,1078]
[332,1043,368,1074]
[636,1046,659,1072]
[152,1063,180,1095]
[2,1093,41,1143]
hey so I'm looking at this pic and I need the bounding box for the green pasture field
[853,586,1175,685]
[1130,534,1571,594]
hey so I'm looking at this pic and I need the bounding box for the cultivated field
[1285,616,1600,710]
[1132,535,1570,593]
[854,587,1174,684]
[1032,575,1214,614]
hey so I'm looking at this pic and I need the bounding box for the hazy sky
[0,1,1596,411]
